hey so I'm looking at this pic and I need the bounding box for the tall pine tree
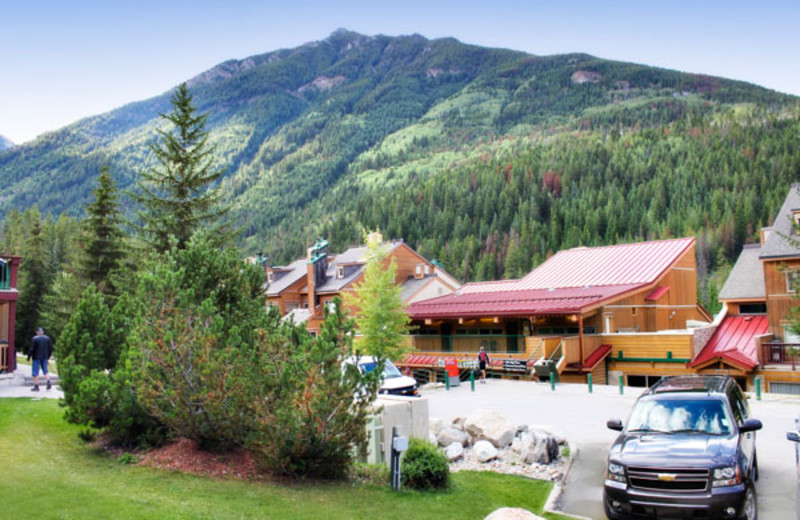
[134,83,227,253]
[81,165,126,294]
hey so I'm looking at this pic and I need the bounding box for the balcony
[0,259,9,290]
[761,343,800,370]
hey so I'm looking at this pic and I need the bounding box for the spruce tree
[81,165,126,293]
[134,83,227,253]
[16,214,49,352]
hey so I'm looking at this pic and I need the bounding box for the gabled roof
[408,237,695,319]
[265,259,307,296]
[761,184,800,260]
[719,244,765,302]
[688,315,768,371]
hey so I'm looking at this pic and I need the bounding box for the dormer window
[336,265,345,279]
[266,271,274,284]
[793,210,800,231]
[415,263,427,279]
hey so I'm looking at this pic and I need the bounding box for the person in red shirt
[477,345,490,383]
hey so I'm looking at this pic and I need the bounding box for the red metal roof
[408,284,641,319]
[408,237,695,319]
[688,315,768,370]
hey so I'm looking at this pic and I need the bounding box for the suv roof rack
[644,375,729,395]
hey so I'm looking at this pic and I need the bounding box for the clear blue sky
[2,0,798,144]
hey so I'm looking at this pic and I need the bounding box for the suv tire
[741,484,757,520]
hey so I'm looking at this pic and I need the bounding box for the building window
[336,265,345,279]
[266,271,274,284]
[631,307,638,317]
[787,270,800,293]
[739,303,766,314]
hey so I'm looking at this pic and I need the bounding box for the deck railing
[409,334,529,355]
[761,343,800,370]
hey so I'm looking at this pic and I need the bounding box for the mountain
[0,135,12,151]
[0,29,798,287]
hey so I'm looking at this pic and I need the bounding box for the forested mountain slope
[0,29,797,295]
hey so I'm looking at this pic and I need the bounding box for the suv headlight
[712,466,741,487]
[607,461,626,483]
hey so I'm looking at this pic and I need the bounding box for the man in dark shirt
[28,327,53,391]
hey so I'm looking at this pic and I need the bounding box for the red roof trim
[645,286,670,301]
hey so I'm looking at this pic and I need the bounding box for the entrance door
[506,321,519,353]
[440,324,452,352]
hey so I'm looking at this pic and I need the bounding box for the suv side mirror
[739,418,762,433]
[607,419,624,431]
[787,431,800,442]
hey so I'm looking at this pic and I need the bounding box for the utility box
[357,414,385,465]
[373,395,429,465]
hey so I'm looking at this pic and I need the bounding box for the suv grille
[628,467,709,493]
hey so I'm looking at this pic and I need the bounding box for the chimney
[306,239,329,309]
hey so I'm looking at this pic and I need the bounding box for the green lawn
[0,399,574,520]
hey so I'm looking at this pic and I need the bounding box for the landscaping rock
[445,442,464,461]
[474,440,499,462]
[465,409,514,448]
[437,427,469,447]
[429,417,445,436]
[518,430,560,464]
[484,507,544,520]
[451,416,467,431]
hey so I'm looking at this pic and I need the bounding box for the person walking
[477,345,490,383]
[28,327,53,391]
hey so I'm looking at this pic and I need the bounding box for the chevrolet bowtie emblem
[658,474,677,481]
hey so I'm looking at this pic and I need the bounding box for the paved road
[424,378,799,520]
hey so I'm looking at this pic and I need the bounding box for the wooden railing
[761,343,800,370]
[409,335,529,355]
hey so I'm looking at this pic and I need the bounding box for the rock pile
[430,409,568,481]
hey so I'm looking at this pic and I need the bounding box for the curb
[542,446,592,520]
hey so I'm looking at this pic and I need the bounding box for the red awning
[645,286,670,302]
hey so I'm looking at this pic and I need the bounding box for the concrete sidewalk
[0,356,63,399]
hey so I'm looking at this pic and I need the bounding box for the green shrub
[401,438,450,491]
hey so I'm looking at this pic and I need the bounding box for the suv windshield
[358,360,403,379]
[626,397,732,435]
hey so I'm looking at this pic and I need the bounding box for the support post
[755,376,761,401]
[619,375,624,395]
[588,373,593,394]
[470,368,475,392]
[549,370,555,391]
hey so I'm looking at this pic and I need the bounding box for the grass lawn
[0,399,575,520]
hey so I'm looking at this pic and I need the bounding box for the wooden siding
[763,258,800,340]
[587,244,707,333]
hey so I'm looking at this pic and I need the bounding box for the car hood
[380,375,417,390]
[609,432,738,467]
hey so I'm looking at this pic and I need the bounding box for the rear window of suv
[627,397,732,435]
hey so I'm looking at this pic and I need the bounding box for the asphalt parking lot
[424,378,800,520]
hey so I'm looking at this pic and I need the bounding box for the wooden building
[403,237,711,386]
[264,235,461,335]
[691,185,800,393]
[0,256,21,373]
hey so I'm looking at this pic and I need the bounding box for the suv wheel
[740,484,757,520]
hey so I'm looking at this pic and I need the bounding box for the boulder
[484,507,544,520]
[437,427,469,447]
[518,430,560,464]
[474,440,499,462]
[451,416,467,431]
[429,417,445,436]
[465,409,515,448]
[445,442,464,461]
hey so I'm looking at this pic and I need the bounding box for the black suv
[604,375,762,520]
